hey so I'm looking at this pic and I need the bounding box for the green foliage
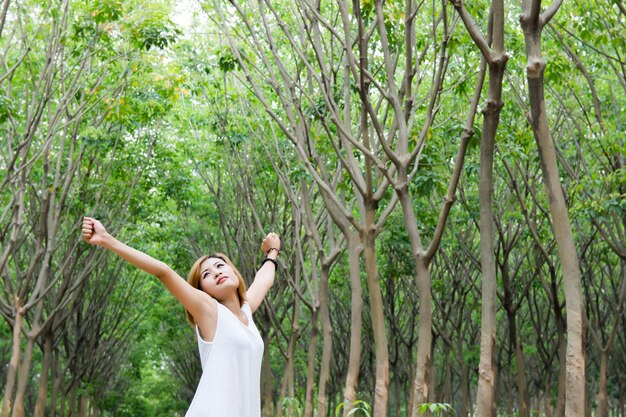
[217,48,240,72]
[418,402,456,416]
[132,19,181,51]
[281,397,304,417]
[0,92,13,123]
[335,400,372,417]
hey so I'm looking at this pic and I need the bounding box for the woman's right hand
[82,217,109,246]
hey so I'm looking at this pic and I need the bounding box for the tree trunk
[598,349,608,417]
[619,374,624,417]
[316,263,333,417]
[0,0,11,40]
[304,308,319,417]
[460,369,469,417]
[509,311,529,417]
[545,270,567,417]
[68,384,78,417]
[521,9,586,415]
[443,347,452,405]
[342,236,363,416]
[277,295,300,417]
[475,54,507,417]
[59,381,67,417]
[34,333,53,417]
[396,185,432,417]
[392,375,400,417]
[544,378,553,417]
[50,358,61,417]
[450,1,507,414]
[362,205,389,417]
[12,320,40,417]
[77,395,88,417]
[261,332,273,417]
[1,299,23,417]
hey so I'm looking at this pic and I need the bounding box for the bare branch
[540,0,563,26]
[450,0,493,62]
[425,58,487,261]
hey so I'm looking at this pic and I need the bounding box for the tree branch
[540,0,563,26]
[425,57,486,261]
[450,0,493,62]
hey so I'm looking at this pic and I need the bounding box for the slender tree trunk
[34,333,53,417]
[77,395,88,417]
[443,347,452,405]
[316,263,333,417]
[548,273,567,417]
[619,373,624,417]
[450,1,507,414]
[598,349,608,417]
[50,358,61,417]
[475,54,507,417]
[397,185,432,417]
[392,376,400,417]
[280,259,304,417]
[67,384,78,417]
[508,310,529,417]
[261,332,273,417]
[458,326,469,417]
[502,258,529,417]
[1,299,23,417]
[278,298,300,417]
[12,325,39,417]
[361,205,389,417]
[304,308,319,417]
[59,381,67,417]
[408,255,433,414]
[343,236,363,416]
[544,378,553,417]
[520,9,586,413]
[0,0,10,40]
[532,67,586,416]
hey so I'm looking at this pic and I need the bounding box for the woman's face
[198,257,239,299]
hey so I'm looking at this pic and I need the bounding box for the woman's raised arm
[82,217,213,318]
[246,232,281,313]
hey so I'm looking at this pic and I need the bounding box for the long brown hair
[185,253,247,325]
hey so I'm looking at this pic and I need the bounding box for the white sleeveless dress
[185,303,264,417]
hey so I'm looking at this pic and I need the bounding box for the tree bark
[1,298,23,417]
[520,2,585,414]
[0,0,10,44]
[502,267,529,417]
[475,43,507,417]
[451,1,507,413]
[304,308,319,417]
[362,203,389,417]
[316,263,333,417]
[598,349,608,417]
[261,332,274,417]
[277,284,300,417]
[342,236,363,417]
[34,332,53,417]
[49,358,61,417]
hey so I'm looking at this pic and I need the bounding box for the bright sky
[171,0,201,31]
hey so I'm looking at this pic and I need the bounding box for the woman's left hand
[261,232,281,256]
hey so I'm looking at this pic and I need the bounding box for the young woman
[81,217,280,417]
